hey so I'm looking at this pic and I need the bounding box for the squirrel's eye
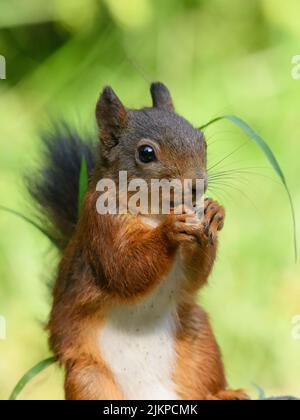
[138,145,156,163]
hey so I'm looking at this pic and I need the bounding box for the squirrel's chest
[98,256,183,400]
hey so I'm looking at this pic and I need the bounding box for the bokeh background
[0,0,299,400]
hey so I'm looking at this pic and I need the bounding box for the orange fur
[48,188,248,400]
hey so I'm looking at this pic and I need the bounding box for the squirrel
[28,82,249,400]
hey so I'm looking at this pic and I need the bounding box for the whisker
[208,180,261,213]
[207,184,249,209]
[207,157,271,173]
[206,132,240,147]
[209,173,281,187]
[207,142,248,172]
[207,186,233,204]
[208,167,280,186]
[209,166,269,175]
[209,178,262,197]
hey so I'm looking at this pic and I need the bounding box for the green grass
[9,357,57,401]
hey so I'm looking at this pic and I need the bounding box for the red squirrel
[28,82,249,400]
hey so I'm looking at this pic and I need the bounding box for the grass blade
[78,158,88,218]
[200,115,297,262]
[0,205,57,246]
[9,357,57,400]
[252,383,266,400]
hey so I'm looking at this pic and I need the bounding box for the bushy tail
[27,124,97,250]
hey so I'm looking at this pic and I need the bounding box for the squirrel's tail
[26,124,97,250]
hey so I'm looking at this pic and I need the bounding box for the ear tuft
[96,86,128,148]
[151,82,174,112]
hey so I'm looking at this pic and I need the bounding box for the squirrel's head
[95,83,207,212]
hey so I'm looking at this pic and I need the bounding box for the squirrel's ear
[151,82,174,112]
[96,86,128,148]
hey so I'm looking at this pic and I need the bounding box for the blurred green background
[0,0,299,400]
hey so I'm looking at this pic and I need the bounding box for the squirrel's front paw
[168,200,225,247]
[201,198,225,245]
[163,206,199,245]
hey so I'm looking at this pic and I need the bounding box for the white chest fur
[99,256,183,400]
